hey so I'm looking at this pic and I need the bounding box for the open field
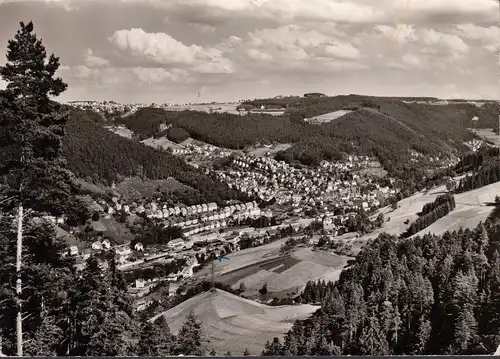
[141,136,184,150]
[475,128,500,146]
[104,125,134,139]
[305,110,353,124]
[114,177,192,200]
[151,289,320,355]
[194,239,350,297]
[348,184,451,244]
[247,143,292,157]
[410,181,500,237]
[97,216,135,245]
[348,180,500,246]
[165,103,240,115]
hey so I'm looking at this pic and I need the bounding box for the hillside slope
[150,289,320,355]
[117,97,499,182]
[62,107,244,205]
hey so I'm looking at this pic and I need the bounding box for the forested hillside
[262,220,500,356]
[63,107,244,205]
[117,99,499,190]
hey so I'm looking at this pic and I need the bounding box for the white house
[102,239,111,249]
[134,242,144,251]
[69,246,79,256]
[91,241,102,251]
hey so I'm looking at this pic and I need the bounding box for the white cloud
[83,48,109,67]
[245,25,361,61]
[108,28,202,65]
[58,63,190,86]
[108,28,235,74]
[416,29,469,54]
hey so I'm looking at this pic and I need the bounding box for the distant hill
[106,96,500,190]
[150,288,320,355]
[62,107,245,205]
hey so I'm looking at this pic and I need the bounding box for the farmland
[194,239,350,298]
[151,289,320,355]
[305,110,353,124]
[247,143,293,157]
[410,180,500,237]
[349,180,500,246]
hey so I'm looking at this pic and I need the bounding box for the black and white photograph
[1,0,500,357]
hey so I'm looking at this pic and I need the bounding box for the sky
[0,0,499,104]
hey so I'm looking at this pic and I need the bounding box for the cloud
[245,25,361,61]
[108,28,235,74]
[4,0,498,102]
[83,48,109,67]
[58,64,190,86]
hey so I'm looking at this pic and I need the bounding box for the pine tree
[174,311,207,356]
[0,21,86,356]
[68,256,136,356]
[262,337,282,356]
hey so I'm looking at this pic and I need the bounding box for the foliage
[401,194,456,238]
[167,127,190,143]
[457,157,500,193]
[0,21,86,218]
[63,107,246,205]
[172,311,208,356]
[265,220,500,355]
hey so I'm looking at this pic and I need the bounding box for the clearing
[247,143,293,157]
[150,288,319,355]
[104,125,133,139]
[141,136,184,151]
[350,180,500,245]
[410,181,500,237]
[194,239,350,297]
[475,128,500,147]
[305,110,353,124]
[114,177,192,200]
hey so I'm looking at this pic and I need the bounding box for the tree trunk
[16,204,23,357]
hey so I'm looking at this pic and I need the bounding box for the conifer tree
[0,21,85,356]
[173,311,207,356]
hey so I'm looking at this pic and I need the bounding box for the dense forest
[116,100,499,192]
[262,219,500,356]
[455,146,500,174]
[457,157,500,193]
[0,21,215,357]
[63,107,246,205]
[401,194,456,238]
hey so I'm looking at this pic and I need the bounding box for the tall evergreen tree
[0,21,86,356]
[173,311,207,356]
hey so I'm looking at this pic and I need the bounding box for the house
[69,246,79,256]
[168,238,185,251]
[322,217,335,231]
[136,205,145,213]
[91,241,102,251]
[135,278,145,289]
[134,242,144,251]
[116,246,131,257]
[102,239,111,249]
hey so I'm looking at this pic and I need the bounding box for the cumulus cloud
[108,28,235,74]
[5,0,498,101]
[245,25,361,62]
[83,48,109,67]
